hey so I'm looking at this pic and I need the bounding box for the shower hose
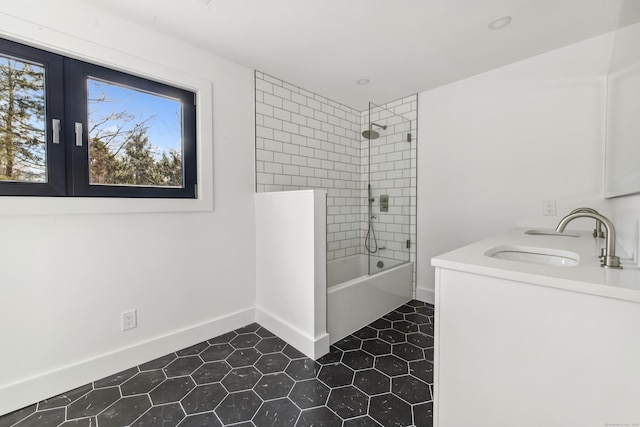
[365,220,378,253]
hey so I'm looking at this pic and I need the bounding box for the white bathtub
[327,254,413,343]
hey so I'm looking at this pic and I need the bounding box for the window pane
[87,78,184,188]
[0,54,47,183]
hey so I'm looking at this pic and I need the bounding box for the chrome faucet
[555,212,621,269]
[569,207,605,238]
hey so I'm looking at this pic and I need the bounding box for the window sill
[0,192,213,216]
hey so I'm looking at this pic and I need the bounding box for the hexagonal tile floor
[0,300,434,427]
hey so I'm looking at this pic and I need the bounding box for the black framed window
[0,38,197,198]
[0,39,65,196]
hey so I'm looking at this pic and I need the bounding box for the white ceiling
[83,0,635,111]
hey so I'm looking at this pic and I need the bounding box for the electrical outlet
[543,200,556,216]
[122,309,137,331]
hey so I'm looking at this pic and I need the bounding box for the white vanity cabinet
[432,228,640,427]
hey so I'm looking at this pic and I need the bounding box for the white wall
[416,34,613,302]
[255,190,329,359]
[0,0,256,415]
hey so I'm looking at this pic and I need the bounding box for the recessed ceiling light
[488,16,512,30]
[356,79,370,85]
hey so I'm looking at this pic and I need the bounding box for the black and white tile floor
[0,300,434,427]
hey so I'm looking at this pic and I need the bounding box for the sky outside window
[87,78,184,187]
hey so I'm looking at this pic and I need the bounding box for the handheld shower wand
[365,184,378,253]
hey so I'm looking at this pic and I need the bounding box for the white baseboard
[0,308,254,417]
[255,307,329,360]
[416,286,435,305]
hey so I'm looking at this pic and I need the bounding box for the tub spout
[555,212,621,269]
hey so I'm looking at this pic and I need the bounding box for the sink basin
[485,245,580,267]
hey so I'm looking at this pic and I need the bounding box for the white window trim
[0,16,213,215]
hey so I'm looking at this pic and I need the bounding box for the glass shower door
[365,102,413,275]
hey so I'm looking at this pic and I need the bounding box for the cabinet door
[434,268,640,427]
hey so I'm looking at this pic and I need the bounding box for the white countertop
[431,227,640,303]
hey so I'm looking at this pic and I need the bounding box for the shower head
[362,130,379,139]
[362,122,387,139]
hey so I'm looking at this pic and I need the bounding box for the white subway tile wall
[256,72,363,261]
[255,72,417,288]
